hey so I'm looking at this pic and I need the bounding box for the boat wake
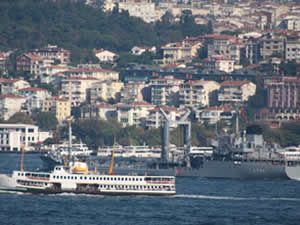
[174,194,300,202]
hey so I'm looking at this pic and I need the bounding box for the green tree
[6,112,34,124]
[34,112,58,130]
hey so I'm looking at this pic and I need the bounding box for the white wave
[174,194,300,202]
[49,192,105,198]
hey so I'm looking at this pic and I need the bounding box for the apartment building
[116,101,154,127]
[90,80,124,103]
[0,78,30,95]
[150,76,183,106]
[81,103,117,120]
[206,34,244,64]
[28,44,70,64]
[146,106,186,129]
[260,32,286,60]
[61,77,99,107]
[197,105,235,124]
[180,80,220,109]
[0,94,26,120]
[118,0,157,23]
[63,68,119,81]
[121,81,150,103]
[162,41,202,64]
[286,39,300,61]
[267,76,300,120]
[218,80,256,104]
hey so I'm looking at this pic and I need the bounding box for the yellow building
[54,98,71,123]
[42,97,71,123]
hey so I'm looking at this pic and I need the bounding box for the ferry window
[118,177,120,181]
[132,178,135,181]
[121,178,124,181]
[64,176,66,179]
[67,176,70,179]
[89,177,92,180]
[125,178,127,181]
[103,177,106,181]
[53,176,55,179]
[114,177,117,181]
[60,176,63,179]
[99,177,102,180]
[18,173,20,176]
[75,177,77,180]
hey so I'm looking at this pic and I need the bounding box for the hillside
[0,0,209,63]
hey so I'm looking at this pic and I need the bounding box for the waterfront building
[0,123,52,151]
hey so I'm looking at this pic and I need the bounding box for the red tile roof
[0,94,25,99]
[65,77,99,81]
[19,87,48,92]
[65,68,116,73]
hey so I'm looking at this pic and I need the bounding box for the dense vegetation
[0,0,210,64]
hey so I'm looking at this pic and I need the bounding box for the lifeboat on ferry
[71,162,89,174]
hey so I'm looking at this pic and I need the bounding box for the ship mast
[67,116,73,166]
[20,145,25,172]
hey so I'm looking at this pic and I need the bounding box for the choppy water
[0,153,300,225]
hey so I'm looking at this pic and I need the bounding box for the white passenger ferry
[0,161,176,196]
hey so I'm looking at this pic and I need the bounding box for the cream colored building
[64,68,119,81]
[180,80,220,109]
[61,77,99,107]
[162,41,202,64]
[218,80,256,104]
[150,76,183,106]
[117,101,155,127]
[118,0,157,23]
[81,103,117,121]
[0,94,26,120]
[94,49,118,63]
[0,78,30,95]
[90,80,124,103]
[121,81,149,103]
[146,106,186,129]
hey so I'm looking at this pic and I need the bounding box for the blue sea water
[0,153,300,225]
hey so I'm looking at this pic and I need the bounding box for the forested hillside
[0,0,209,63]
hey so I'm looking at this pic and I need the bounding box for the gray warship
[40,116,288,179]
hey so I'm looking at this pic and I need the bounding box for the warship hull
[285,165,300,181]
[93,160,288,179]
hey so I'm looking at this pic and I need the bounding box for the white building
[180,80,220,109]
[94,49,118,63]
[0,94,26,120]
[286,39,300,61]
[150,76,183,106]
[121,81,150,103]
[0,78,30,95]
[90,80,124,103]
[117,101,154,127]
[64,68,119,81]
[146,106,186,129]
[118,0,157,23]
[218,80,256,104]
[0,124,52,151]
[61,77,99,107]
[197,105,235,124]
